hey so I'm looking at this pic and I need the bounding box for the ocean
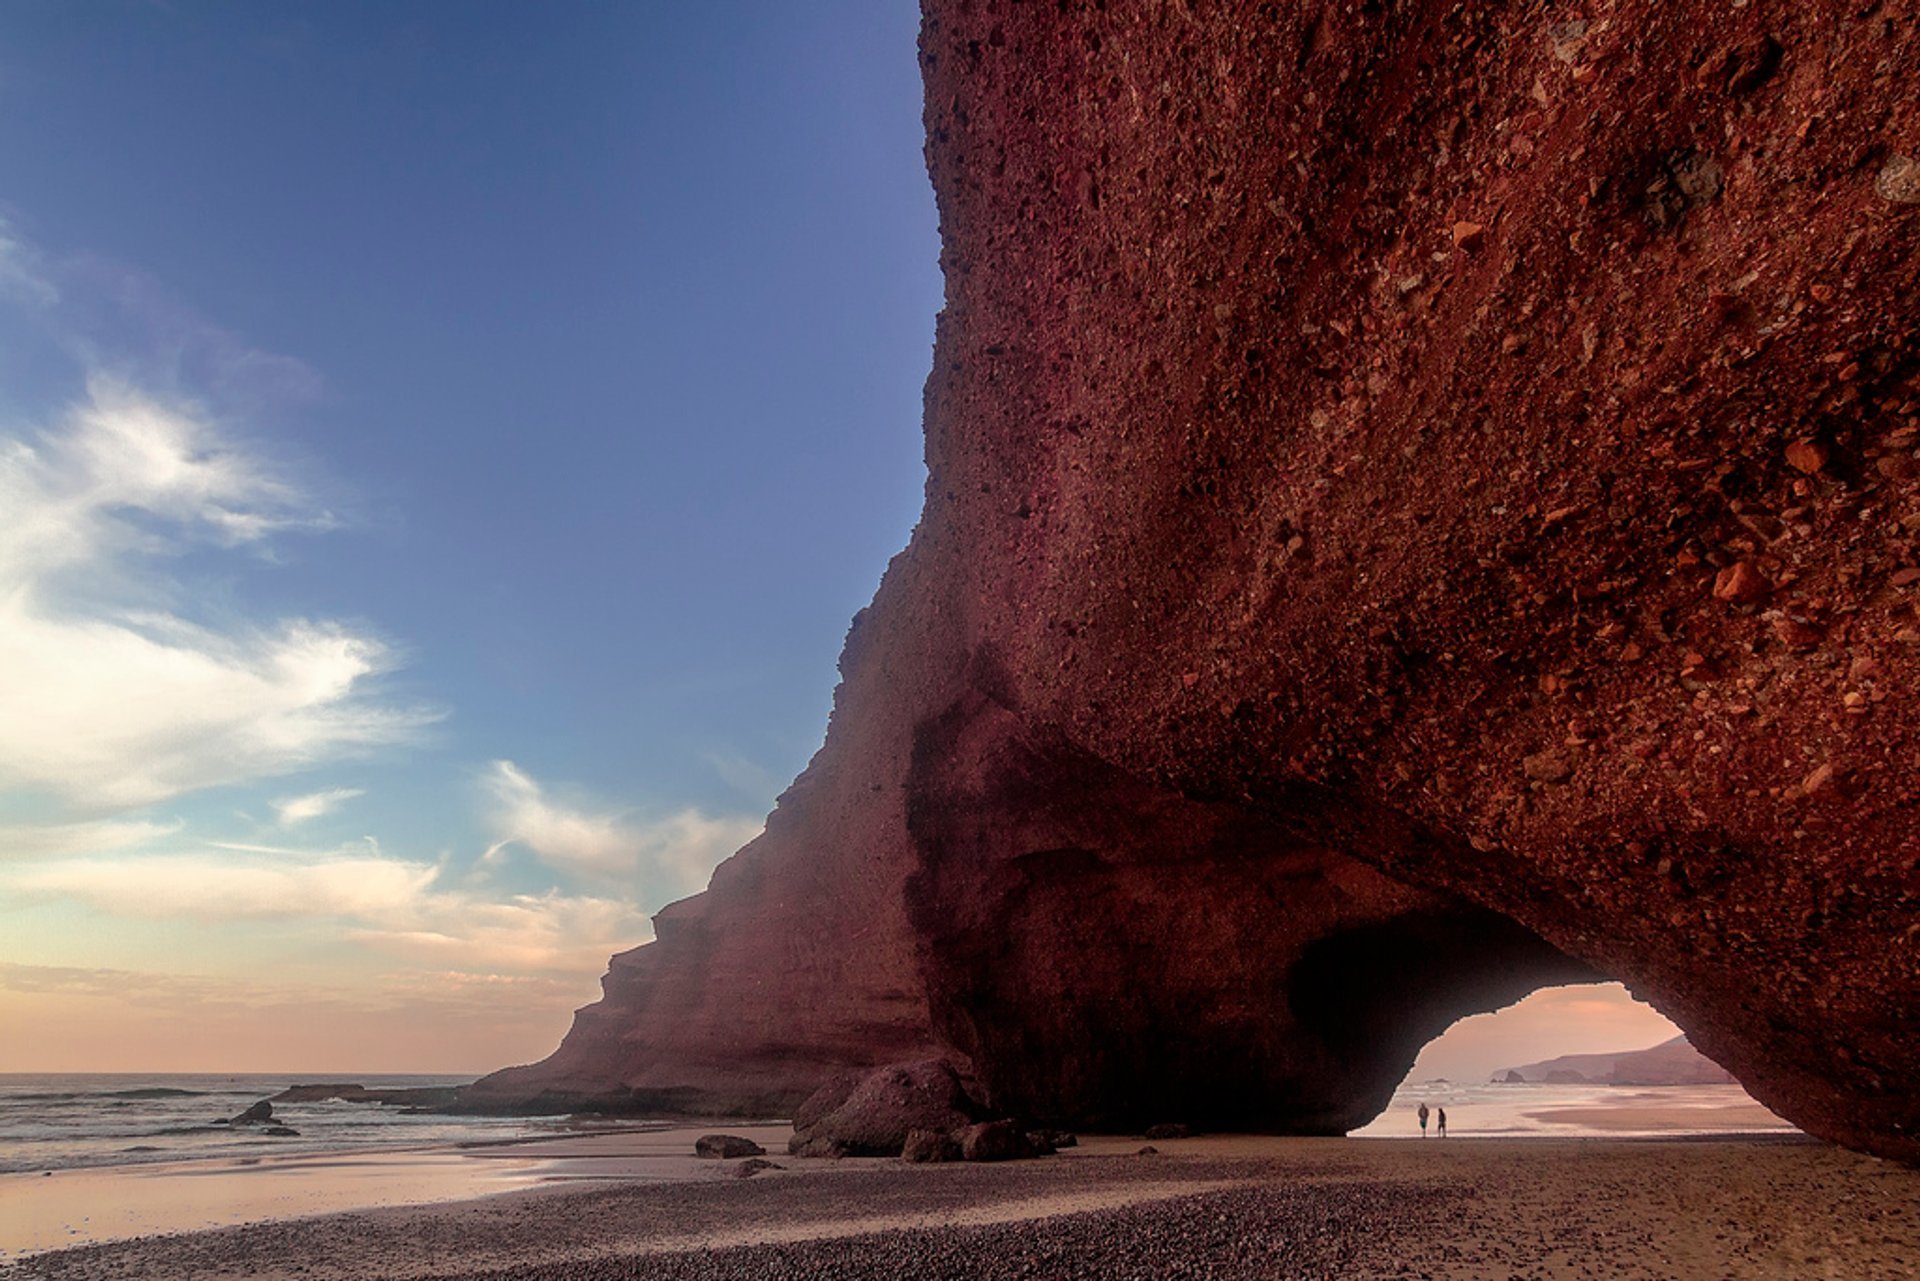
[0,1072,1801,1176]
[0,1074,564,1174]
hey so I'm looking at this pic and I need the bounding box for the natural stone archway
[470,0,1920,1162]
[905,687,1596,1132]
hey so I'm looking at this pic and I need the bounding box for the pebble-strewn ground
[8,1136,1918,1281]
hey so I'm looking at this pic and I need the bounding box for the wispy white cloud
[480,759,761,896]
[349,890,654,976]
[0,224,59,308]
[704,750,786,806]
[273,786,365,827]
[0,381,433,810]
[0,817,182,862]
[0,838,653,978]
[2,212,322,412]
[3,845,440,921]
[0,960,569,1016]
[0,218,678,1065]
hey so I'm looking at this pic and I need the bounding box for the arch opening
[906,692,1604,1134]
[1349,982,1796,1139]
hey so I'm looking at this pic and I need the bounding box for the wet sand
[6,1130,1919,1280]
[0,1124,796,1257]
[1521,1101,1790,1131]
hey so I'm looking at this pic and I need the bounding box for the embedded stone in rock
[1713,561,1772,605]
[1877,156,1920,205]
[1523,751,1574,785]
[1784,439,1829,474]
[787,1060,981,1158]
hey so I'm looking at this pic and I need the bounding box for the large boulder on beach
[464,0,1920,1164]
[958,1119,1033,1163]
[787,1060,981,1158]
[694,1134,767,1160]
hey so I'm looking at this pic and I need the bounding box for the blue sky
[0,1,939,1070]
[0,2,1676,1080]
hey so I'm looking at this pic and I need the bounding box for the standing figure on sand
[1418,1103,1429,1137]
[1438,1107,1448,1137]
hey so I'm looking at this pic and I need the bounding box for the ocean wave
[1,1087,209,1102]
[102,1087,208,1099]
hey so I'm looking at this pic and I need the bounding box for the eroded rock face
[908,0,1920,1159]
[472,0,1920,1160]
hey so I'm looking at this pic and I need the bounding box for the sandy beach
[4,1126,1917,1280]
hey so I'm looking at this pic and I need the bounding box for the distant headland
[1494,1036,1738,1087]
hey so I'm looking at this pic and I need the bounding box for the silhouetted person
[1417,1102,1429,1137]
[1437,1107,1448,1137]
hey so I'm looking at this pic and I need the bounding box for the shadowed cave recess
[468,0,1920,1162]
[904,691,1600,1134]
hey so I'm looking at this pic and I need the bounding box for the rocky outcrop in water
[470,0,1920,1162]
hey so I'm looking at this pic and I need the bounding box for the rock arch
[470,0,1920,1162]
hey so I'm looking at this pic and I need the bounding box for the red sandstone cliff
[471,0,1920,1160]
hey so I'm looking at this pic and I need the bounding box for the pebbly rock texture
[472,0,1920,1161]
